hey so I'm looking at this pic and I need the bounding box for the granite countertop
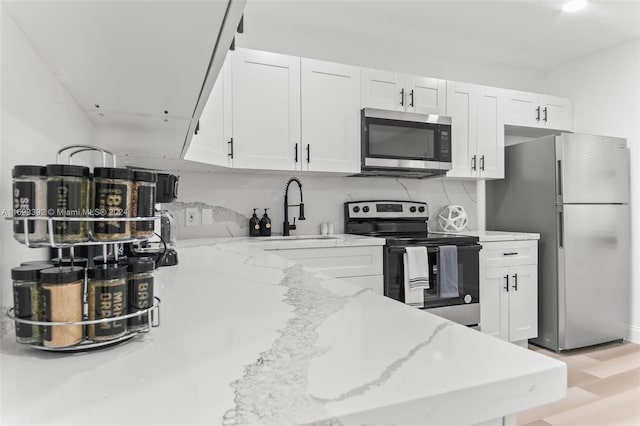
[433,230,541,242]
[0,239,565,425]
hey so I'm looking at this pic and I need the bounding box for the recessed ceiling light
[563,0,588,13]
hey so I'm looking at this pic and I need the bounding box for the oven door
[384,243,481,323]
[361,108,452,171]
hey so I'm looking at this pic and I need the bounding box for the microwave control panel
[345,201,428,220]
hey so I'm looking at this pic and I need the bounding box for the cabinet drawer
[480,240,537,267]
[272,246,383,278]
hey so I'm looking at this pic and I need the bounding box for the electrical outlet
[185,208,199,227]
[202,209,213,225]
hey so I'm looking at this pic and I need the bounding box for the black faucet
[283,177,305,236]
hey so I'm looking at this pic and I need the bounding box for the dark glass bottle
[259,208,271,236]
[249,208,261,237]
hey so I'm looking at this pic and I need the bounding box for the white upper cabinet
[405,75,447,115]
[231,49,301,171]
[184,53,232,167]
[301,58,361,173]
[476,85,504,179]
[361,68,446,115]
[360,69,405,111]
[447,82,476,178]
[503,89,574,131]
[446,81,504,179]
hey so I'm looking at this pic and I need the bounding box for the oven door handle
[388,244,481,253]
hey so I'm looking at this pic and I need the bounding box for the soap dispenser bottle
[249,208,261,237]
[259,208,272,236]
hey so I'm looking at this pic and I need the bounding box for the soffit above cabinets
[4,0,240,159]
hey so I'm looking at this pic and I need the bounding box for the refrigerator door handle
[558,210,564,248]
[557,160,563,198]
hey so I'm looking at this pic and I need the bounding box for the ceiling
[240,0,640,72]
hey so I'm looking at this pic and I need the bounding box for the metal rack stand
[6,145,162,352]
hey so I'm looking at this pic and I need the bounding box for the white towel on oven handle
[403,246,430,307]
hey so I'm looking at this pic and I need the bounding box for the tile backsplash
[166,171,478,240]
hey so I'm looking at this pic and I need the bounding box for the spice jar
[41,266,84,348]
[131,171,157,238]
[11,265,48,344]
[51,257,89,269]
[46,164,90,244]
[93,167,133,241]
[87,264,128,341]
[12,165,48,243]
[125,257,155,332]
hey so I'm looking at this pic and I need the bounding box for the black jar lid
[93,255,127,265]
[46,164,90,178]
[94,167,133,180]
[133,171,157,183]
[40,266,85,284]
[11,265,50,281]
[13,165,47,178]
[20,260,54,267]
[126,257,155,274]
[51,257,89,268]
[88,264,127,280]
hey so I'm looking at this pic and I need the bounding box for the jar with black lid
[87,264,128,341]
[13,165,48,243]
[46,164,90,244]
[93,167,133,241]
[11,265,49,344]
[131,171,157,238]
[41,266,84,348]
[51,257,89,269]
[125,257,155,331]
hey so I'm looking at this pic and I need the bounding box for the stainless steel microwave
[358,108,452,178]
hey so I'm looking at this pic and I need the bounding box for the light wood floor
[518,341,640,426]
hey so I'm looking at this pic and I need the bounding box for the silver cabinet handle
[536,106,541,122]
[503,252,519,256]
[471,155,477,171]
[480,155,485,171]
[400,88,405,106]
[504,275,509,292]
[512,273,519,291]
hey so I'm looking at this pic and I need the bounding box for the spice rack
[5,145,162,352]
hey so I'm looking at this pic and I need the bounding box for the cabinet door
[405,75,446,115]
[360,68,405,111]
[232,49,300,170]
[301,58,360,173]
[540,95,573,131]
[446,81,477,178]
[503,89,540,127]
[481,266,510,340]
[476,85,504,179]
[184,53,232,166]
[508,264,538,342]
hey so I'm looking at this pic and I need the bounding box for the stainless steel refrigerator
[487,133,630,351]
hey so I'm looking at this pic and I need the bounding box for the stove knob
[410,206,417,213]
[363,206,370,213]
[353,206,360,213]
[418,206,426,213]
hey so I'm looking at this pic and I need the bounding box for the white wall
[167,171,477,240]
[544,39,640,343]
[0,6,100,337]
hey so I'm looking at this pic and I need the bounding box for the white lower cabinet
[265,245,384,295]
[480,240,538,344]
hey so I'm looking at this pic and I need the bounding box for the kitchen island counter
[0,239,565,425]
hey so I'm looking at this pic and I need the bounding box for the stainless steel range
[345,200,481,326]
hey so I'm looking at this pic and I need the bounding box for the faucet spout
[283,177,305,236]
